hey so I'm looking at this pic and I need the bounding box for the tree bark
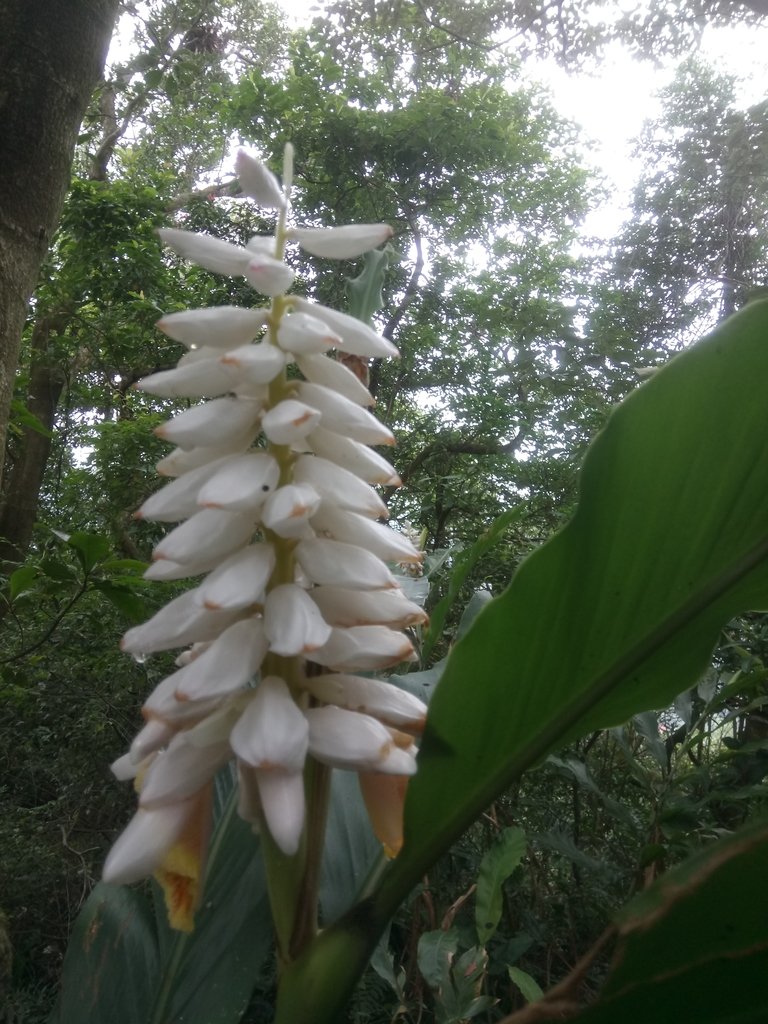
[0,0,119,492]
[0,316,67,570]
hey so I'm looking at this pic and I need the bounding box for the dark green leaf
[320,770,382,924]
[8,565,37,602]
[474,826,526,945]
[417,927,459,990]
[53,883,160,1024]
[571,818,768,1024]
[67,531,112,572]
[508,966,544,1003]
[92,581,148,623]
[382,301,768,904]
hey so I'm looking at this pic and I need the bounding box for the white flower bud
[308,428,401,486]
[293,454,388,519]
[311,505,423,564]
[264,583,332,656]
[195,544,275,610]
[196,452,280,512]
[261,399,321,445]
[294,537,399,590]
[159,228,251,276]
[289,224,392,259]
[235,150,286,209]
[244,255,295,296]
[295,353,375,407]
[291,297,399,358]
[156,306,268,349]
[261,483,321,538]
[295,382,394,446]
[276,311,341,355]
[154,396,262,451]
[309,625,416,671]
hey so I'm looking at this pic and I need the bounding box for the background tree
[0,0,120,489]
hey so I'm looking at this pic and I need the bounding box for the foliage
[4,1,768,1022]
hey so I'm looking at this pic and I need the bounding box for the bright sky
[527,21,768,238]
[276,2,768,241]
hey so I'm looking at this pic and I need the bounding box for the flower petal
[159,228,251,276]
[157,306,268,350]
[311,505,422,564]
[261,399,321,445]
[172,617,269,700]
[261,483,321,538]
[293,455,388,519]
[306,706,418,773]
[309,625,416,671]
[302,673,427,733]
[308,428,401,486]
[154,396,262,450]
[295,353,375,407]
[288,223,392,259]
[195,544,275,610]
[264,583,332,655]
[277,311,341,355]
[121,589,242,655]
[309,586,427,629]
[296,382,393,446]
[235,149,286,209]
[136,358,238,399]
[230,676,308,771]
[153,508,256,565]
[244,255,295,297]
[196,453,280,512]
[256,769,305,856]
[220,342,286,385]
[294,537,398,590]
[291,297,398,359]
[103,801,194,885]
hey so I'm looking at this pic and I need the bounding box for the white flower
[106,144,425,912]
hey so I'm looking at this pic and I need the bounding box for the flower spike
[105,143,426,930]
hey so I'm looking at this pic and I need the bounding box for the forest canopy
[2,2,768,1023]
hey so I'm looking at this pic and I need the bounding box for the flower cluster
[103,146,427,930]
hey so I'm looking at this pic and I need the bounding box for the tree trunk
[0,0,119,492]
[0,316,67,570]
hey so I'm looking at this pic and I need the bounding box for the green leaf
[40,557,78,583]
[9,398,54,438]
[148,783,272,1024]
[570,818,768,1023]
[417,927,459,990]
[345,245,391,325]
[474,826,526,945]
[67,531,112,572]
[8,564,37,602]
[508,966,543,1004]
[53,883,160,1024]
[273,302,768,1024]
[320,770,382,924]
[92,581,148,623]
[383,300,768,905]
[422,506,525,664]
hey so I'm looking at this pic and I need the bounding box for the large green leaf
[52,884,160,1024]
[274,301,768,1024]
[147,782,272,1024]
[570,817,768,1024]
[56,777,272,1024]
[387,299,768,899]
